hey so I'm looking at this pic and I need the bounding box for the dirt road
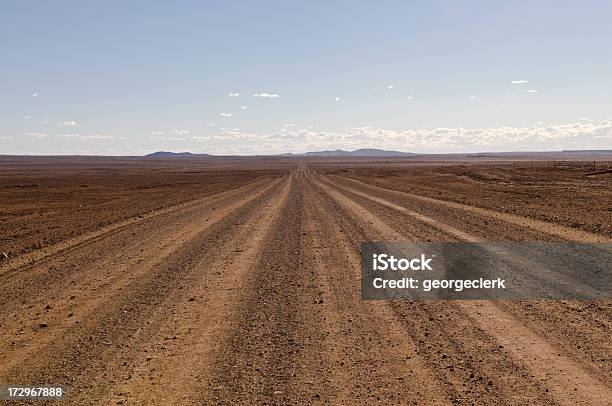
[0,160,610,405]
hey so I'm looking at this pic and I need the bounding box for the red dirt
[0,156,610,405]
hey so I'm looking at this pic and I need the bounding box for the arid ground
[0,156,610,405]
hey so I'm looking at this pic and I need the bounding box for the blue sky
[2,1,611,154]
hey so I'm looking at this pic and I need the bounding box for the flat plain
[0,155,610,405]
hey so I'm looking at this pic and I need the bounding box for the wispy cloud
[219,112,232,117]
[56,133,123,140]
[183,120,612,154]
[467,95,478,100]
[26,132,48,139]
[150,133,185,141]
[511,80,528,84]
[227,92,240,97]
[171,129,189,135]
[32,92,39,97]
[518,89,540,94]
[387,84,394,89]
[58,120,79,127]
[253,93,279,98]
[89,134,122,140]
[241,105,248,110]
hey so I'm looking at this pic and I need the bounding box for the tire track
[321,174,612,382]
[0,178,282,373]
[298,174,455,405]
[313,174,611,405]
[100,174,293,405]
[0,177,286,398]
[0,178,279,318]
[1,161,609,405]
[334,175,611,243]
[0,177,271,278]
[311,175,552,404]
[202,172,309,404]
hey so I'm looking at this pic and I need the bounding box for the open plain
[0,155,610,405]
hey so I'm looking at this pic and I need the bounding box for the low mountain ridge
[145,151,211,157]
[301,148,416,157]
[146,149,416,157]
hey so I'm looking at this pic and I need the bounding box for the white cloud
[388,84,394,89]
[56,133,123,140]
[23,115,31,119]
[511,80,528,84]
[26,132,48,139]
[519,89,540,94]
[89,134,122,140]
[151,130,164,136]
[253,93,279,98]
[228,92,240,97]
[171,129,189,135]
[468,95,478,100]
[207,122,216,127]
[0,136,13,140]
[32,92,39,97]
[50,120,610,156]
[59,120,78,127]
[219,112,232,117]
[335,97,341,101]
[405,96,414,100]
[241,105,248,110]
[219,120,611,153]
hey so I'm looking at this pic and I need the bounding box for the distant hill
[146,149,416,158]
[298,148,416,157]
[144,149,612,158]
[145,151,211,158]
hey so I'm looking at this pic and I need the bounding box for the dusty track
[0,161,610,405]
